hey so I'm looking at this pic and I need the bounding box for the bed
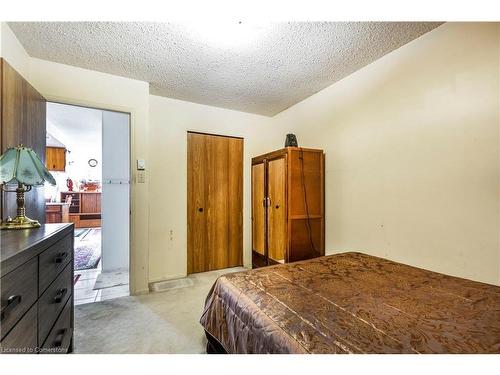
[199,252,500,354]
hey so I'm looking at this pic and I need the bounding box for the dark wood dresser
[0,224,74,354]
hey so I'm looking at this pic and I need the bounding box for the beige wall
[0,22,30,79]
[2,21,499,288]
[148,95,282,281]
[26,58,151,294]
[273,23,500,285]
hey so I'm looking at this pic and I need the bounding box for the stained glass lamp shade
[0,145,56,229]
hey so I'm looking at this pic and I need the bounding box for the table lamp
[0,145,56,229]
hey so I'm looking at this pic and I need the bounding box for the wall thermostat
[137,159,146,170]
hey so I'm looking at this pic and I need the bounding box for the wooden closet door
[267,157,286,263]
[187,132,243,274]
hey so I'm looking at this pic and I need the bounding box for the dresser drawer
[0,257,38,340]
[39,234,72,295]
[0,302,37,354]
[40,299,72,354]
[38,263,72,345]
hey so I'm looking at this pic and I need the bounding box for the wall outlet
[169,230,174,241]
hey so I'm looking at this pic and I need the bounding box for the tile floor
[74,260,130,305]
[73,227,130,305]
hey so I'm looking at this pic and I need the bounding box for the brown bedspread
[200,252,500,353]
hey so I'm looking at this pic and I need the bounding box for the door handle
[54,252,68,263]
[198,207,204,213]
[0,295,22,320]
[54,288,68,303]
[54,328,67,347]
[263,197,271,208]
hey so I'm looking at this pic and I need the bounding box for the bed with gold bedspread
[200,252,500,354]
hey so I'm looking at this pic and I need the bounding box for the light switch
[137,171,146,183]
[137,159,146,170]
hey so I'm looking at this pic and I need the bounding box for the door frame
[186,130,244,274]
[46,99,132,293]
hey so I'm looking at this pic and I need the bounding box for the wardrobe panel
[288,149,323,217]
[251,162,265,256]
[268,157,286,263]
[1,59,46,223]
[289,218,323,262]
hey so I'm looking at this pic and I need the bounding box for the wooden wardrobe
[252,147,325,268]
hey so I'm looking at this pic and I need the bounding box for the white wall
[148,96,283,281]
[272,23,500,286]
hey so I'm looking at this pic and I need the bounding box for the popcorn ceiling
[9,22,441,116]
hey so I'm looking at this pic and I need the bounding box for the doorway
[45,102,131,305]
[187,132,243,274]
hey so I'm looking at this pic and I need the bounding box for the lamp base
[0,215,41,230]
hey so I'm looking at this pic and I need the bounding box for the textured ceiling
[10,22,442,116]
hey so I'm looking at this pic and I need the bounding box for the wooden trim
[263,159,269,263]
[187,130,244,140]
[320,152,325,255]
[252,147,323,165]
[286,148,292,263]
[290,214,323,220]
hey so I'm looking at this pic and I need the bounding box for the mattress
[199,252,500,353]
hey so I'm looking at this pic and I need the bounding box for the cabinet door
[267,157,287,263]
[81,193,101,214]
[251,162,265,258]
[46,147,66,171]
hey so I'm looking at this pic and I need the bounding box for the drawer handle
[0,295,22,320]
[53,288,68,303]
[54,328,67,348]
[54,252,69,263]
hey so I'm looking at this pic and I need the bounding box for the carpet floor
[74,267,246,353]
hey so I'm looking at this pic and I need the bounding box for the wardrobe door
[187,132,243,274]
[251,162,266,266]
[267,157,286,264]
